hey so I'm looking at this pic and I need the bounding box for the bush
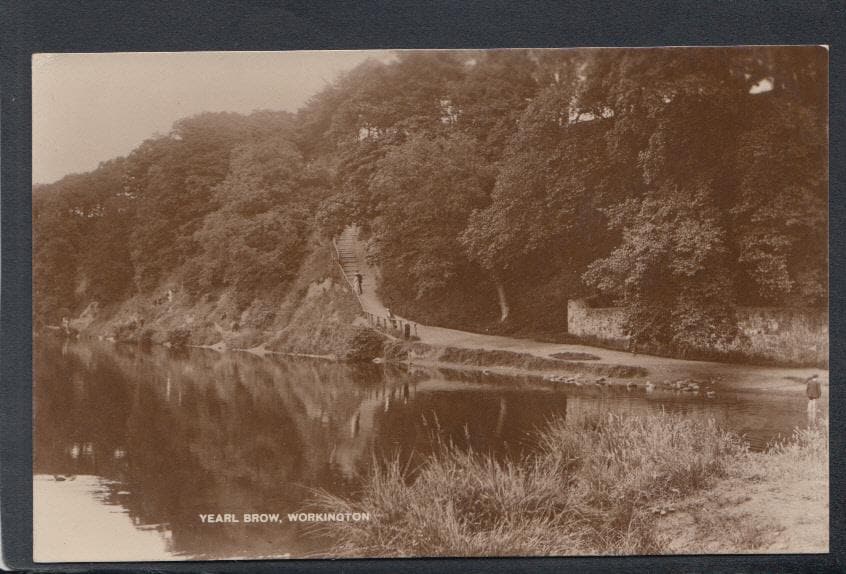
[383,340,433,362]
[167,328,191,349]
[225,327,265,350]
[341,327,387,362]
[112,319,140,342]
[140,328,155,346]
[311,412,747,557]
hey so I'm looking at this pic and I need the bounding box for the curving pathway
[334,226,828,394]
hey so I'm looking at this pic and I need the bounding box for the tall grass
[755,418,828,482]
[310,411,747,557]
[660,418,829,554]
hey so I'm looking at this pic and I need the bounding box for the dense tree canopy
[577,47,827,352]
[33,47,827,355]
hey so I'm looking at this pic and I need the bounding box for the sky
[32,51,396,184]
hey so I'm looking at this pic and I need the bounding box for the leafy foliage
[185,134,323,302]
[33,48,827,359]
[578,47,827,352]
[369,133,491,301]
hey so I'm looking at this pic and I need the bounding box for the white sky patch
[32,51,396,184]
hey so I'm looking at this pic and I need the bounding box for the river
[32,337,821,561]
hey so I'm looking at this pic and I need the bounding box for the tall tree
[128,112,254,291]
[460,75,610,322]
[368,133,491,306]
[447,50,540,161]
[187,134,318,301]
[580,46,827,352]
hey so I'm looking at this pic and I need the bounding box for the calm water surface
[33,337,821,561]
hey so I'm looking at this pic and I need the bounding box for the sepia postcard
[31,47,828,562]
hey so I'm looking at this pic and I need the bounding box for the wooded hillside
[33,47,828,358]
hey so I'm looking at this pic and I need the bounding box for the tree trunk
[493,273,510,322]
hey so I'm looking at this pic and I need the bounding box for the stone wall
[734,307,828,364]
[567,299,629,345]
[567,298,828,364]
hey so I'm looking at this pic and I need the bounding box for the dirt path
[336,226,828,396]
[656,443,828,554]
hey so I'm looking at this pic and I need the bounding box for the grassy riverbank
[312,412,827,557]
[657,420,828,553]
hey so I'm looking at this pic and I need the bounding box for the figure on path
[805,373,822,425]
[354,271,363,295]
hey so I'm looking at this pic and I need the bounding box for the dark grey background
[2,1,843,572]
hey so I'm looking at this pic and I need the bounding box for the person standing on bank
[354,271,363,295]
[805,373,821,425]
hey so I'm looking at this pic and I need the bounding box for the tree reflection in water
[34,336,811,560]
[34,337,434,558]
